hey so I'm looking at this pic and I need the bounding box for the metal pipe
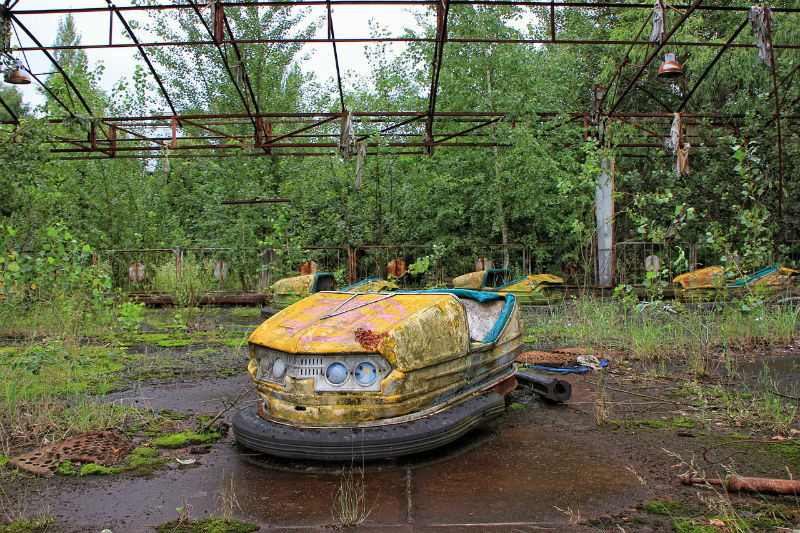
[680,475,800,495]
[515,370,572,403]
[13,1,800,15]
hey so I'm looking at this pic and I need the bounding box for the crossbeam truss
[1,1,799,161]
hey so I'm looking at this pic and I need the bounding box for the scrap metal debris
[8,431,135,477]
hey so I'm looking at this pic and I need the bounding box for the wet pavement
[21,308,645,531]
[40,372,639,532]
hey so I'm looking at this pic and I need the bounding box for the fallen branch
[200,386,255,433]
[773,387,800,401]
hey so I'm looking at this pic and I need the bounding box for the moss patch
[638,501,688,516]
[156,339,194,348]
[773,441,799,459]
[133,446,160,458]
[151,429,222,449]
[55,460,79,476]
[507,402,525,410]
[80,463,120,476]
[155,518,259,533]
[0,455,9,469]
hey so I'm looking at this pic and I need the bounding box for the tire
[232,392,505,461]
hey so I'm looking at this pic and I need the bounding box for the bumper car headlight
[354,362,377,386]
[325,362,348,385]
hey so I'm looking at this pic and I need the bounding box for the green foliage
[154,518,258,533]
[117,301,146,330]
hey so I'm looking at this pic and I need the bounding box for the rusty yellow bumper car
[452,268,565,305]
[233,289,521,460]
[673,265,798,302]
[261,272,335,318]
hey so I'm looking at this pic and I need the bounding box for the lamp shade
[658,53,683,79]
[4,60,30,85]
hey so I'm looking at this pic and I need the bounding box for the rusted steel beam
[10,14,95,118]
[106,0,178,117]
[262,116,339,145]
[425,0,450,149]
[326,0,346,111]
[601,10,653,107]
[677,17,748,113]
[52,140,500,153]
[0,93,18,123]
[187,0,262,142]
[767,14,783,217]
[610,116,662,138]
[17,37,800,54]
[54,135,93,150]
[221,12,264,123]
[607,0,704,116]
[108,124,166,147]
[59,150,428,160]
[179,117,243,142]
[13,1,800,15]
[435,118,500,143]
[356,115,426,142]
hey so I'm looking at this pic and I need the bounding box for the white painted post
[595,156,614,288]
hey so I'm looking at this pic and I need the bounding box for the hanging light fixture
[657,53,683,79]
[4,59,30,85]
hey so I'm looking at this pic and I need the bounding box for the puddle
[737,352,800,393]
[103,373,257,416]
[41,404,638,532]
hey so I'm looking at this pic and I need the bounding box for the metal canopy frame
[0,0,798,165]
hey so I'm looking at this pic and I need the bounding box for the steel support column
[595,156,614,288]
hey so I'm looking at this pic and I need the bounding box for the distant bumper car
[261,272,335,318]
[673,265,798,302]
[234,289,522,460]
[338,278,400,293]
[452,268,565,305]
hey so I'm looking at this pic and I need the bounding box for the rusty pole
[766,12,784,217]
[680,475,800,496]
